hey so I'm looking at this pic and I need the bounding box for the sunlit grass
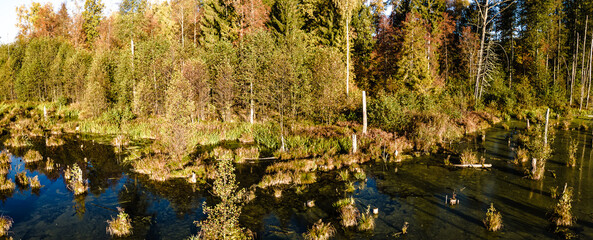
[106,208,132,237]
[303,219,335,240]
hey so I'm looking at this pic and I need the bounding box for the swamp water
[2,122,593,239]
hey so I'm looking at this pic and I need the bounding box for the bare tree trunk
[346,19,350,96]
[544,108,550,145]
[475,7,488,101]
[362,91,367,134]
[585,34,593,109]
[580,16,588,110]
[250,81,254,124]
[571,33,579,106]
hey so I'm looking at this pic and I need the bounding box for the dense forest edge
[0,0,592,238]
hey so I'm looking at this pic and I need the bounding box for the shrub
[551,185,574,227]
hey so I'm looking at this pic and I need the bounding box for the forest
[3,0,591,132]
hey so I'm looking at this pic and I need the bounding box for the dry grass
[0,215,12,237]
[0,175,14,191]
[23,149,43,163]
[106,208,132,237]
[29,175,42,189]
[234,147,259,163]
[303,219,335,240]
[46,158,54,171]
[515,147,528,164]
[483,203,503,231]
[15,172,28,186]
[5,134,32,147]
[45,135,65,147]
[0,152,10,164]
[339,204,359,227]
[460,149,478,165]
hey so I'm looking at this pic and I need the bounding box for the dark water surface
[2,122,593,239]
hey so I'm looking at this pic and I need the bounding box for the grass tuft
[23,149,43,163]
[106,208,132,237]
[303,219,335,240]
[0,215,13,237]
[483,203,503,231]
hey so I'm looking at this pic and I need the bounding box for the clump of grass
[45,135,65,147]
[0,175,14,191]
[354,169,366,181]
[273,188,282,198]
[131,155,170,181]
[483,203,503,231]
[234,147,259,163]
[297,172,317,185]
[258,171,293,188]
[334,197,358,227]
[345,181,355,192]
[111,134,130,149]
[515,147,528,164]
[0,215,13,237]
[567,138,578,167]
[5,135,32,147]
[358,206,375,231]
[212,147,234,160]
[16,172,28,186]
[46,158,54,171]
[65,163,87,195]
[106,208,132,237]
[551,185,574,227]
[303,219,335,240]
[550,186,559,199]
[29,175,42,189]
[23,149,43,163]
[460,149,478,164]
[337,169,349,181]
[0,152,10,164]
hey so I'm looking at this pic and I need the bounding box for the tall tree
[82,0,105,45]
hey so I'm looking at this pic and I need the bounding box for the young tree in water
[196,159,250,239]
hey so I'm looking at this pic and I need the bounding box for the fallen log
[451,163,492,168]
